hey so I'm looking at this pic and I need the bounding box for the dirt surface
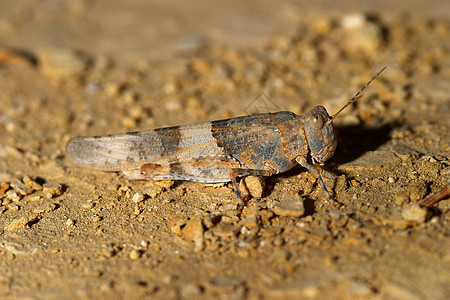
[1,1,449,299]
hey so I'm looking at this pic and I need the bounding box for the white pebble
[401,204,428,223]
[132,192,145,203]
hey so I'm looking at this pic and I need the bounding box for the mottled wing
[66,113,283,173]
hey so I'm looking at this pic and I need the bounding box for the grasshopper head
[302,67,387,165]
[303,106,337,164]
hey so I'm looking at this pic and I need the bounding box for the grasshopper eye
[309,114,325,130]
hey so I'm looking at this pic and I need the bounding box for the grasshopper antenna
[329,66,387,121]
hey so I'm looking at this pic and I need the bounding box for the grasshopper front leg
[296,156,341,207]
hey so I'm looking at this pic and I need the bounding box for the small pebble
[272,236,284,247]
[146,180,173,198]
[6,190,21,202]
[430,216,439,224]
[33,203,56,214]
[4,216,30,231]
[23,175,43,191]
[182,217,204,251]
[340,13,382,54]
[103,82,121,97]
[0,182,10,196]
[407,181,427,202]
[7,203,20,211]
[11,181,33,196]
[165,98,182,111]
[66,218,75,227]
[212,223,238,239]
[239,176,264,199]
[121,117,136,128]
[3,145,22,159]
[239,214,259,230]
[347,280,373,297]
[240,226,250,235]
[82,202,94,210]
[42,184,63,198]
[394,193,409,206]
[171,224,182,234]
[29,195,43,202]
[401,203,428,223]
[101,246,117,258]
[271,194,305,217]
[129,249,141,260]
[181,283,203,298]
[92,215,102,223]
[117,184,132,197]
[39,47,90,82]
[131,192,145,203]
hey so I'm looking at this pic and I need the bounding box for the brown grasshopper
[67,67,386,204]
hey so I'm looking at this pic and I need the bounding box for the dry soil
[0,1,449,299]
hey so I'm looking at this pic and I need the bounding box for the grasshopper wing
[66,113,284,173]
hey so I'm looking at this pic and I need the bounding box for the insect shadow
[331,123,394,164]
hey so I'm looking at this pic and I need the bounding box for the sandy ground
[0,0,449,299]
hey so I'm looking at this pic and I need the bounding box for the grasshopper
[67,67,386,205]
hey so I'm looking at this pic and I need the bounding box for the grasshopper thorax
[302,105,337,164]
